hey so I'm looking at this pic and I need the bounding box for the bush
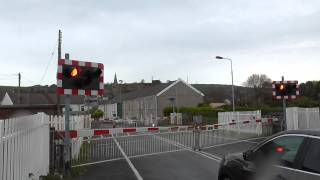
[163,106,218,125]
[91,109,104,120]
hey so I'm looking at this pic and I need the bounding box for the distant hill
[0,81,255,105]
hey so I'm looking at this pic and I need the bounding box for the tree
[90,109,104,120]
[243,74,272,106]
[243,74,271,88]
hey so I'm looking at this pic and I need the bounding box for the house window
[80,105,85,111]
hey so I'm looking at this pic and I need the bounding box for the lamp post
[215,56,235,112]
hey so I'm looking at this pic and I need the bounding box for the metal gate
[70,126,272,168]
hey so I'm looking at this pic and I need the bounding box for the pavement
[72,132,266,180]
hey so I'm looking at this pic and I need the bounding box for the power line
[22,74,37,85]
[0,73,18,76]
[39,38,58,85]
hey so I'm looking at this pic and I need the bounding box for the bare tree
[244,74,271,88]
[243,74,271,105]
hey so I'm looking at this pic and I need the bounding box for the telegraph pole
[18,72,21,104]
[57,30,62,115]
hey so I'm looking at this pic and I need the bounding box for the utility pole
[18,72,21,104]
[57,30,62,115]
[281,76,287,131]
[64,53,71,176]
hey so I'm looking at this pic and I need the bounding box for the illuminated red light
[70,68,78,77]
[279,84,285,91]
[276,146,284,153]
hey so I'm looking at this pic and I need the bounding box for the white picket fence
[49,115,92,131]
[218,110,262,134]
[286,107,320,130]
[0,113,50,180]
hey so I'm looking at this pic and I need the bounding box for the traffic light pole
[281,76,287,131]
[64,53,71,176]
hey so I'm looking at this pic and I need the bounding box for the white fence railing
[286,107,320,130]
[49,115,92,162]
[0,113,49,180]
[218,110,262,134]
[49,115,92,131]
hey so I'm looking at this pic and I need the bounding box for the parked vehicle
[218,130,320,180]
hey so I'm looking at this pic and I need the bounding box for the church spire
[113,73,118,86]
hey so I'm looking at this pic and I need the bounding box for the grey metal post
[281,76,287,131]
[230,60,235,112]
[18,72,21,104]
[193,127,200,151]
[215,56,235,112]
[64,53,71,175]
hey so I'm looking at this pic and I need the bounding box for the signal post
[272,77,299,131]
[57,54,104,175]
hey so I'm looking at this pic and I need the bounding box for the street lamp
[215,56,235,112]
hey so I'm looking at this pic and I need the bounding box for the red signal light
[70,68,78,77]
[276,146,284,153]
[279,84,285,91]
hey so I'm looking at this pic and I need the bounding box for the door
[291,138,320,180]
[253,135,305,180]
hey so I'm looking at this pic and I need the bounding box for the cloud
[0,0,319,86]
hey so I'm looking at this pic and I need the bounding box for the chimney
[152,80,161,86]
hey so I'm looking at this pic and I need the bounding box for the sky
[0,0,320,87]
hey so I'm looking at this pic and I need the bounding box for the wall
[157,81,204,117]
[105,103,117,119]
[286,107,320,130]
[122,96,157,125]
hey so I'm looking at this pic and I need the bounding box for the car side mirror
[243,150,254,161]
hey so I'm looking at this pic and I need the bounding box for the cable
[22,74,37,85]
[0,74,18,76]
[39,38,58,85]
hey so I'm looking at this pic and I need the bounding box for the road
[72,133,266,180]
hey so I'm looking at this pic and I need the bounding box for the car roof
[252,129,320,150]
[277,129,320,137]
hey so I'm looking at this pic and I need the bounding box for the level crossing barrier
[69,118,276,167]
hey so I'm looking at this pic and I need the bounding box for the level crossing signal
[57,59,104,96]
[272,81,299,100]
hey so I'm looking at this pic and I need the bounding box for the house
[105,79,204,125]
[0,90,86,119]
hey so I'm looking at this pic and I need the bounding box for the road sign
[57,59,104,96]
[272,80,299,100]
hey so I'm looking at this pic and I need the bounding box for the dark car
[218,130,320,180]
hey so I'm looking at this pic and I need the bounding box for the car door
[290,137,320,180]
[252,135,305,180]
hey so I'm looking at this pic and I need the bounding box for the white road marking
[202,136,266,150]
[113,136,144,180]
[153,134,222,162]
[129,149,186,159]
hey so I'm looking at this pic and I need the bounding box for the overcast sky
[1,0,320,87]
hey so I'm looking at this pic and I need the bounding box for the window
[255,136,304,167]
[301,139,320,174]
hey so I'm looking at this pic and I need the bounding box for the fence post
[306,108,310,129]
[193,128,200,151]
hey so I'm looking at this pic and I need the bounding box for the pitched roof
[107,79,204,103]
[107,81,174,103]
[1,92,13,105]
[0,91,84,105]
